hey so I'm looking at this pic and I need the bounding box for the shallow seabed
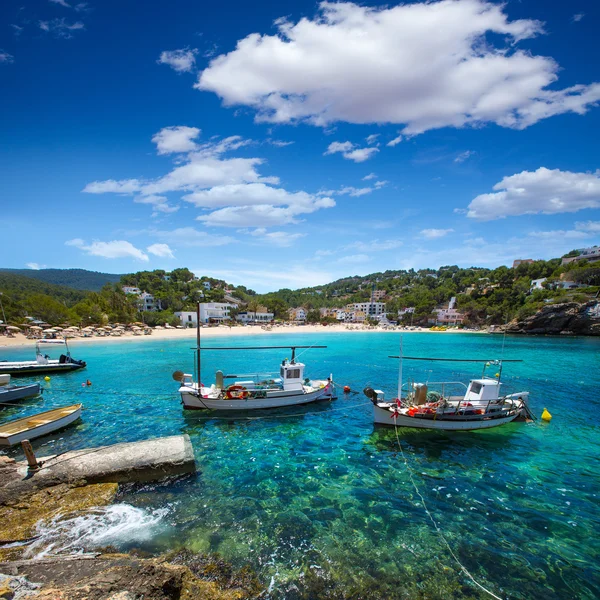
[1,333,599,599]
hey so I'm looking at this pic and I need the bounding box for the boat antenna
[397,334,403,400]
[196,301,201,386]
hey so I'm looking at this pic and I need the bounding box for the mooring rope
[393,423,504,600]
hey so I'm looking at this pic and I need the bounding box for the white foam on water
[26,503,169,559]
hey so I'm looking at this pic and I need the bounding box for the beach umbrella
[29,325,42,331]
[7,325,21,331]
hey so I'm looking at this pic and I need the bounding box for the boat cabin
[279,360,306,392]
[464,378,501,403]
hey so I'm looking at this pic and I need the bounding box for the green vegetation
[0,253,598,327]
[0,268,122,291]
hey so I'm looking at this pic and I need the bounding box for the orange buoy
[343,385,351,394]
[86,380,92,386]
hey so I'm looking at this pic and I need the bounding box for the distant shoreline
[0,324,487,349]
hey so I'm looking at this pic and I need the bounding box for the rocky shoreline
[500,301,600,336]
[0,456,262,599]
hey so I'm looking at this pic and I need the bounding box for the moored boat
[175,303,336,410]
[364,339,533,431]
[0,374,41,405]
[0,403,82,446]
[0,339,86,377]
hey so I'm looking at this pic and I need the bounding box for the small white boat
[0,375,41,405]
[0,403,82,446]
[177,357,335,410]
[0,339,86,377]
[365,339,533,431]
[175,304,336,410]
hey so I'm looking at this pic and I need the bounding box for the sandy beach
[0,324,486,349]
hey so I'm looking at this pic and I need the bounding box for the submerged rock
[0,552,262,600]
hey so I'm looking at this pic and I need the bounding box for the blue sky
[1,0,599,292]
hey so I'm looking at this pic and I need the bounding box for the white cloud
[318,185,374,197]
[198,197,335,228]
[421,228,454,239]
[157,48,198,73]
[85,129,335,227]
[374,180,388,188]
[133,194,179,216]
[26,262,45,270]
[325,141,378,162]
[196,1,600,133]
[366,134,379,144]
[266,139,294,147]
[344,147,379,163]
[152,126,201,154]
[336,254,370,265]
[572,13,584,23]
[528,230,589,240]
[147,243,175,258]
[576,221,600,232]
[454,150,475,163]
[49,0,71,7]
[66,239,149,261]
[39,18,84,37]
[0,51,14,64]
[83,179,144,194]
[347,239,403,251]
[362,173,376,181]
[466,167,600,220]
[324,141,353,155]
[152,227,234,247]
[387,135,403,147]
[250,230,306,247]
[213,265,333,292]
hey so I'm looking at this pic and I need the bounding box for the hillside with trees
[0,251,598,328]
[0,268,122,291]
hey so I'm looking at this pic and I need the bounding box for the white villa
[175,302,237,325]
[430,297,464,326]
[236,311,274,324]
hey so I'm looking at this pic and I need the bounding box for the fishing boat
[0,374,41,405]
[0,339,86,377]
[364,339,533,431]
[174,304,336,410]
[0,403,82,446]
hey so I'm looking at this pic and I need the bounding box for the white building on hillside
[430,297,464,326]
[139,292,161,312]
[122,286,141,295]
[289,308,307,321]
[351,302,386,317]
[174,302,237,325]
[530,278,547,291]
[561,246,600,265]
[236,311,274,323]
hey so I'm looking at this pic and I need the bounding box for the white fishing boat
[0,374,41,405]
[0,403,82,446]
[364,339,533,431]
[174,304,336,410]
[0,339,86,377]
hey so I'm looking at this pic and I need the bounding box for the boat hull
[373,403,521,431]
[0,383,41,404]
[181,383,336,410]
[0,404,82,446]
[0,361,86,377]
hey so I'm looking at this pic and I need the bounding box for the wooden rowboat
[0,404,82,446]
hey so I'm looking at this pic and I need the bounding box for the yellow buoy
[44,376,51,382]
[541,408,552,421]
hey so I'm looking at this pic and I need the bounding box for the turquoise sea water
[1,332,599,599]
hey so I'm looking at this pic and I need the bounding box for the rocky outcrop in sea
[503,301,600,336]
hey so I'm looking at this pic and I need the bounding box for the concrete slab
[0,435,196,504]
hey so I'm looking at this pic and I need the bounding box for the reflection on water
[1,333,599,598]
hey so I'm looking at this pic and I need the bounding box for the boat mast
[397,334,403,401]
[196,302,201,387]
